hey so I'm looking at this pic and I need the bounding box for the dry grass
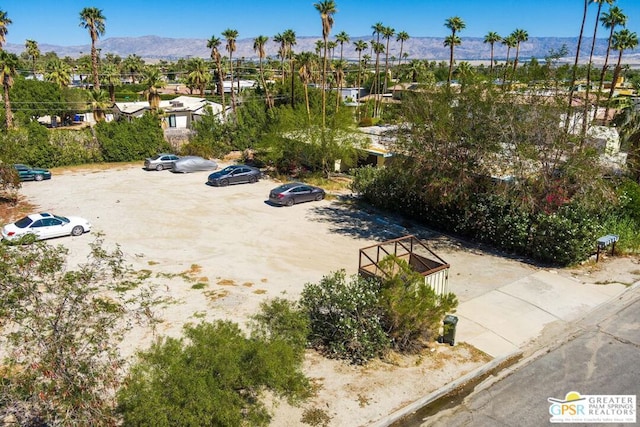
[0,195,37,224]
[217,278,236,286]
[50,162,140,174]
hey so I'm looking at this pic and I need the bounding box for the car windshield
[53,215,70,224]
[14,216,34,228]
[221,166,235,173]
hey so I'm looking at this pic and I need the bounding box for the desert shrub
[250,297,309,352]
[377,257,458,352]
[117,320,310,427]
[529,201,604,265]
[358,116,374,127]
[616,178,640,223]
[48,128,103,165]
[299,270,389,364]
[461,193,532,253]
[0,237,158,426]
[96,113,170,162]
[19,121,57,167]
[183,107,232,158]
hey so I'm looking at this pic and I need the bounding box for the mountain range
[5,35,640,64]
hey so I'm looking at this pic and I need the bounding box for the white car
[2,212,91,241]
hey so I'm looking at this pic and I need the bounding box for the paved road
[422,285,640,427]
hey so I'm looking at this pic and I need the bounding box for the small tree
[377,256,458,352]
[0,236,159,426]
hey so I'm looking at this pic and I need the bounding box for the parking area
[18,165,401,339]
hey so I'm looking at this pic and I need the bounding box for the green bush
[96,113,170,162]
[117,320,310,427]
[529,201,603,265]
[299,270,389,364]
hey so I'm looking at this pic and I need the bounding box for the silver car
[144,153,180,171]
[172,156,218,173]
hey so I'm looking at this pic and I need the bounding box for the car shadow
[264,200,283,208]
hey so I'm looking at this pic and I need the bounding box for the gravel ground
[15,163,637,426]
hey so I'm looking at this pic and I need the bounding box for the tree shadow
[309,197,542,267]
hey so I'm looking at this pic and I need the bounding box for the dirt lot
[11,163,640,426]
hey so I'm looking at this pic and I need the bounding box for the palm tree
[371,41,385,117]
[594,6,627,122]
[396,31,410,69]
[0,9,12,50]
[511,28,528,74]
[253,35,272,108]
[313,0,336,128]
[444,16,465,85]
[568,0,591,115]
[336,30,350,62]
[282,29,297,107]
[186,57,211,97]
[370,22,385,102]
[25,39,40,77]
[0,50,18,128]
[79,7,106,90]
[44,58,71,88]
[606,29,638,120]
[207,35,226,116]
[483,31,501,73]
[141,66,165,110]
[222,28,239,113]
[583,0,615,134]
[501,34,517,84]
[381,26,395,93]
[334,59,346,111]
[101,63,120,102]
[122,54,144,84]
[297,51,315,121]
[353,40,368,120]
[89,89,111,122]
[327,41,338,60]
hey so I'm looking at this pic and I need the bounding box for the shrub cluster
[351,165,620,266]
[0,113,170,168]
[299,262,458,364]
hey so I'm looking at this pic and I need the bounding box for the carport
[358,235,450,295]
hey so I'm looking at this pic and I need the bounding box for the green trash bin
[442,315,458,346]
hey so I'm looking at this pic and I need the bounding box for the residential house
[113,95,227,148]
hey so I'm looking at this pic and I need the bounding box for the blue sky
[3,0,640,46]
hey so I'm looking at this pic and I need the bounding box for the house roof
[114,96,224,116]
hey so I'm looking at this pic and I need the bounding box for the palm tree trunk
[3,83,13,129]
[322,40,328,127]
[216,60,226,119]
[604,53,623,122]
[567,0,589,132]
[583,2,604,136]
[594,27,616,123]
[229,54,236,113]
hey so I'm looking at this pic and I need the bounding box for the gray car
[207,165,261,186]
[144,153,180,171]
[268,182,325,206]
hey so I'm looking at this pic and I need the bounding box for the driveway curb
[371,350,522,427]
